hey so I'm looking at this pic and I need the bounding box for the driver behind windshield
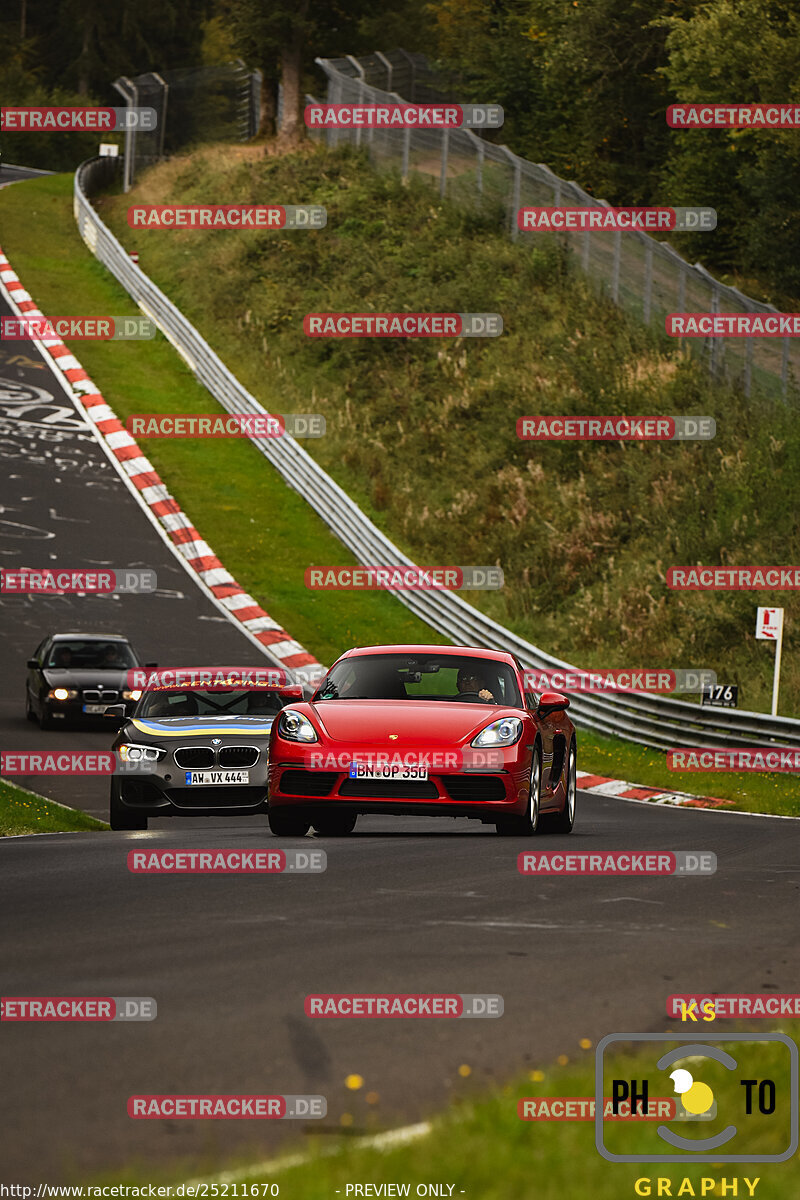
[456,665,495,703]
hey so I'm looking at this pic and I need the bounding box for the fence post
[782,336,790,401]
[643,237,653,325]
[374,50,393,92]
[611,230,621,303]
[501,147,520,240]
[440,128,449,198]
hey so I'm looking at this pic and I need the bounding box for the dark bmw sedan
[107,678,304,829]
[25,632,156,730]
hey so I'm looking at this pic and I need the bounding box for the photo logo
[596,1033,798,1162]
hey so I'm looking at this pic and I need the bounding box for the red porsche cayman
[267,644,576,837]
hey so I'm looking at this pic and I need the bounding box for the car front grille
[173,745,261,769]
[218,746,260,768]
[338,778,439,799]
[168,787,266,809]
[442,775,507,802]
[174,747,215,769]
[83,688,120,703]
[279,770,338,797]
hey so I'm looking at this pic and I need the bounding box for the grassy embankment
[0,161,797,814]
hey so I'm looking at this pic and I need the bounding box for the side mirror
[144,661,158,668]
[280,685,304,700]
[104,704,127,726]
[26,659,38,669]
[537,690,570,718]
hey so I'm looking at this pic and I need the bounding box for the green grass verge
[578,729,800,816]
[0,167,797,816]
[0,778,107,836]
[89,1032,799,1197]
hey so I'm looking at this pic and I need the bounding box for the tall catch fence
[309,51,798,402]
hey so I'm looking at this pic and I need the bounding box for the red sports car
[267,644,576,837]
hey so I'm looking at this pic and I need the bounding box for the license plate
[83,704,107,714]
[185,770,250,786]
[348,762,428,781]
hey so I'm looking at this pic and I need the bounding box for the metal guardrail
[73,156,800,752]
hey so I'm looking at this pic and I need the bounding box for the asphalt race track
[2,803,799,1179]
[2,268,799,1183]
[0,286,271,819]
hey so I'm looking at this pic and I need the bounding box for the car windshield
[137,689,285,719]
[46,640,138,669]
[315,654,523,706]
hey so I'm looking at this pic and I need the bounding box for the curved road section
[0,286,279,816]
[0,243,798,1184]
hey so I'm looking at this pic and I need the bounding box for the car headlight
[278,709,318,743]
[122,689,142,701]
[48,688,78,701]
[471,717,523,748]
[118,743,164,762]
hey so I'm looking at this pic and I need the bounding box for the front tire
[549,742,576,834]
[496,747,541,836]
[110,787,148,831]
[26,693,37,722]
[313,812,358,837]
[38,705,54,731]
[268,807,311,837]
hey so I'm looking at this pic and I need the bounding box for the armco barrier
[73,156,800,752]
